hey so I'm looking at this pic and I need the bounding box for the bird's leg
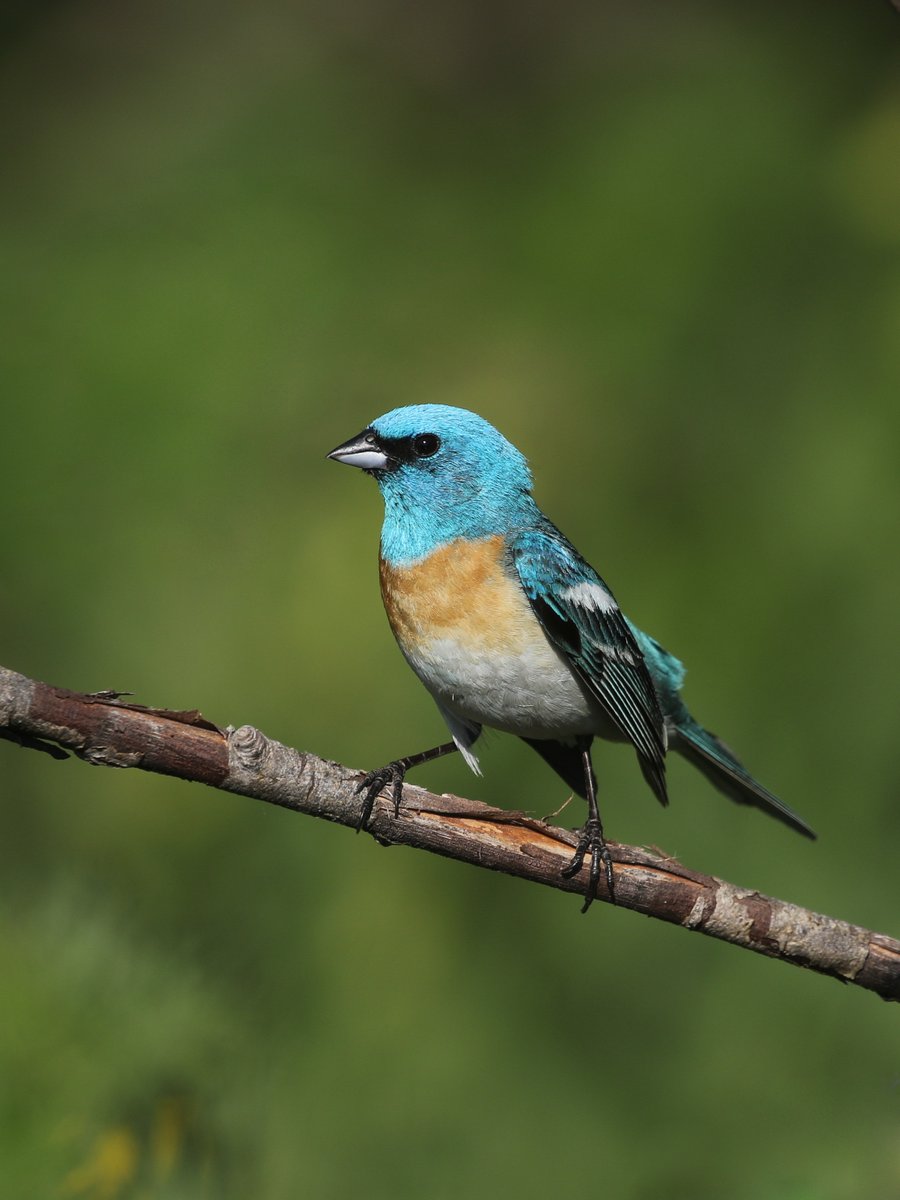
[560,747,615,911]
[355,742,459,832]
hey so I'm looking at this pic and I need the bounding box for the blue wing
[510,524,669,806]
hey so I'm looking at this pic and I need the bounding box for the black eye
[412,433,441,458]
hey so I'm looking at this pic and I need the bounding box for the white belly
[401,633,600,740]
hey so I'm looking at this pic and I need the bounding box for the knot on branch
[225,725,321,812]
[229,724,268,765]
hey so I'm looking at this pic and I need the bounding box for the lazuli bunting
[329,405,815,909]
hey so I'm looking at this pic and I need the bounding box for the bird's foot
[561,817,616,912]
[354,760,407,832]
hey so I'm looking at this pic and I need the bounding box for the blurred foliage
[1,1,899,1197]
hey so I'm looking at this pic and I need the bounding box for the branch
[1,664,897,1002]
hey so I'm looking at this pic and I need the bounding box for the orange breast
[379,535,538,655]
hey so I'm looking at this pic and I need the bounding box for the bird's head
[328,404,535,562]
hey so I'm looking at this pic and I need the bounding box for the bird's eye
[412,433,441,458]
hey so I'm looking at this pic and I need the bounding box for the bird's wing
[509,525,669,805]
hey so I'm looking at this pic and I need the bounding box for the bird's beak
[326,427,390,471]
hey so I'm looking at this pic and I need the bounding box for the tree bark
[1,664,897,1002]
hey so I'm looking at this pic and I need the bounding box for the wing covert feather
[510,526,668,804]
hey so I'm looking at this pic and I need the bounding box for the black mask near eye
[374,431,442,467]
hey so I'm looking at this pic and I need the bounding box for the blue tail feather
[672,718,816,840]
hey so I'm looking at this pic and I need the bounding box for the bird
[328,404,815,909]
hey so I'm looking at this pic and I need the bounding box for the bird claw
[354,760,407,831]
[561,817,615,912]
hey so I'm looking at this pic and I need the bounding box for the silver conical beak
[326,427,389,471]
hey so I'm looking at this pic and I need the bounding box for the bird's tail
[671,717,816,840]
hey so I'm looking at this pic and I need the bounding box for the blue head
[328,404,537,563]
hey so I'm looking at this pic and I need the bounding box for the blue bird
[328,404,815,909]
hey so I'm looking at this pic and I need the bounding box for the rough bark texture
[1,664,897,1002]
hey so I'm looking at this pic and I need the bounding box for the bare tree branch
[1,664,897,1002]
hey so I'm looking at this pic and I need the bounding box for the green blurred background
[2,1,898,1196]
